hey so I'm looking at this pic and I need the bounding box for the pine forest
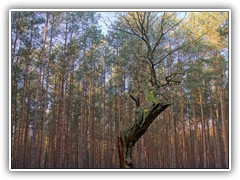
[10,11,229,169]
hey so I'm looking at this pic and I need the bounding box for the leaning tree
[113,12,190,168]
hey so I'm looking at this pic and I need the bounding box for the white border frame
[9,9,231,171]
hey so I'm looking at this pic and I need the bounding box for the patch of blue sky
[98,12,116,35]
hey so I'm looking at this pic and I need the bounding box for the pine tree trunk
[31,13,49,168]
[170,101,176,168]
[219,87,228,168]
[192,92,199,168]
[215,108,222,168]
[199,88,207,168]
[180,85,187,167]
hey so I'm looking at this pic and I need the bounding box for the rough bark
[118,102,171,168]
[118,136,125,168]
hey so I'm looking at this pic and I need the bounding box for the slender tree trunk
[46,14,56,168]
[199,88,207,168]
[57,71,66,168]
[16,14,33,168]
[31,13,49,168]
[192,92,199,168]
[170,93,176,168]
[219,87,228,168]
[14,18,33,167]
[215,108,222,168]
[11,25,20,163]
[102,59,106,168]
[40,13,50,168]
[210,95,219,168]
[180,85,187,168]
[22,78,32,168]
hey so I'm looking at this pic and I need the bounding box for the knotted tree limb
[118,101,171,168]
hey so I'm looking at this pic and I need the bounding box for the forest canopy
[10,11,229,169]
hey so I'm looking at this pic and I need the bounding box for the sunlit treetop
[182,12,228,50]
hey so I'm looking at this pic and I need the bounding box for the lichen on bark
[118,102,171,168]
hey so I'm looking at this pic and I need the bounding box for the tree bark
[31,13,49,168]
[219,87,228,168]
[180,85,188,168]
[199,88,207,168]
[118,102,171,168]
